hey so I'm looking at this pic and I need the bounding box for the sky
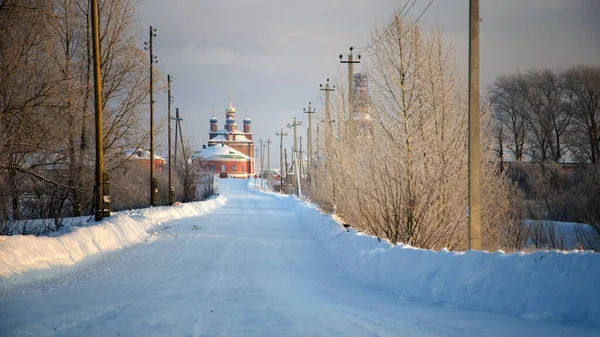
[138,0,600,167]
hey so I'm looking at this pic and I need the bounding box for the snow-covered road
[0,180,596,336]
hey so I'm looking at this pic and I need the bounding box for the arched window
[233,164,236,172]
[242,165,245,172]
[221,164,225,172]
[210,163,215,172]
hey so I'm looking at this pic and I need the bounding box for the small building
[192,143,253,178]
[124,149,165,172]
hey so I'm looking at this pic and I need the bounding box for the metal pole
[91,0,104,221]
[468,0,482,250]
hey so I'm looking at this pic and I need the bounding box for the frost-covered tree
[312,9,522,251]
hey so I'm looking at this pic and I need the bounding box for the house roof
[209,130,252,142]
[192,144,251,161]
[124,149,165,161]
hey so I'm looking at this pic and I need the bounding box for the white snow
[124,148,166,161]
[0,179,598,336]
[0,196,226,288]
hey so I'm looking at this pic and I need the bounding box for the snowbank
[0,196,226,288]
[275,194,600,326]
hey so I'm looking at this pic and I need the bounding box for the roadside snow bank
[0,196,226,287]
[278,195,600,325]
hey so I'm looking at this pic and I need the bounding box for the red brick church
[192,102,255,178]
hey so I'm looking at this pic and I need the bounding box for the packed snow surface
[0,179,598,336]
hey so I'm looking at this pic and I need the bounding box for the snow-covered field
[0,179,598,336]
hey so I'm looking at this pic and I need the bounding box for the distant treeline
[489,65,600,164]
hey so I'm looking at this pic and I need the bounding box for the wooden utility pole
[172,108,183,167]
[320,78,336,206]
[275,128,288,195]
[91,0,104,221]
[145,26,158,207]
[167,75,174,205]
[304,102,315,189]
[267,138,272,190]
[287,117,302,195]
[340,47,360,137]
[468,0,482,250]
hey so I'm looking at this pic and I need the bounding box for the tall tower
[353,72,372,136]
[225,102,236,132]
[210,113,218,132]
[243,114,252,138]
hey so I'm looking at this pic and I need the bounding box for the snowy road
[0,180,596,336]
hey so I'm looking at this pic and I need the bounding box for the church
[192,102,255,178]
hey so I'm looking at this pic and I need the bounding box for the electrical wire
[355,0,435,55]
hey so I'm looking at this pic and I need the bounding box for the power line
[356,0,435,55]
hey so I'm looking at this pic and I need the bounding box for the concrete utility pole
[468,0,482,250]
[259,138,264,189]
[167,75,174,205]
[172,108,183,167]
[177,109,185,162]
[145,25,158,207]
[287,117,302,195]
[316,126,319,160]
[304,102,315,189]
[340,47,360,137]
[320,78,336,205]
[284,148,289,188]
[267,138,272,190]
[275,128,288,195]
[91,0,104,221]
[299,135,303,179]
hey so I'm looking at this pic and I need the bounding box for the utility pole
[259,138,264,189]
[275,128,288,195]
[91,0,104,221]
[320,78,336,206]
[172,108,183,167]
[267,138,272,190]
[284,148,289,189]
[340,47,360,137]
[468,0,482,250]
[167,75,174,205]
[299,135,303,179]
[316,126,319,160]
[287,117,302,195]
[145,25,158,207]
[304,102,315,189]
[177,109,185,163]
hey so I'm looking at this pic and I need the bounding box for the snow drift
[270,191,600,326]
[0,196,226,288]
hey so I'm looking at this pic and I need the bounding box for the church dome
[226,102,236,114]
[243,116,251,124]
[210,116,218,123]
[226,116,235,124]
